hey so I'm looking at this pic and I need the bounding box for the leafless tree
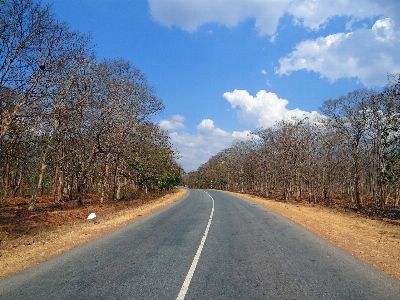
[192,80,399,213]
[320,89,376,207]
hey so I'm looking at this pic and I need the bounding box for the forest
[184,76,400,218]
[0,0,182,211]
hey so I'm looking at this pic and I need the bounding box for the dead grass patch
[0,188,187,279]
[231,192,400,281]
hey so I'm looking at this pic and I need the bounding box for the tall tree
[320,89,376,207]
[0,0,87,140]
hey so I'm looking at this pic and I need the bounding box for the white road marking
[176,191,215,300]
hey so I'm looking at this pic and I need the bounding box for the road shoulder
[230,191,400,281]
[0,189,187,279]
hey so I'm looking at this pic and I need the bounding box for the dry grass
[231,192,400,281]
[0,189,187,279]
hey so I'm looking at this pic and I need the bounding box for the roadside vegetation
[0,189,187,279]
[185,75,400,221]
[0,0,182,213]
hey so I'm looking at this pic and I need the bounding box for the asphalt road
[1,189,400,299]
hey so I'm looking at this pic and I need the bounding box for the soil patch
[0,189,187,279]
[231,192,400,281]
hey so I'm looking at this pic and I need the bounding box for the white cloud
[148,0,400,86]
[197,119,229,136]
[232,130,252,139]
[159,114,185,131]
[165,89,319,171]
[148,0,396,35]
[168,118,250,172]
[372,18,396,42]
[287,0,385,31]
[275,18,400,86]
[151,1,400,169]
[148,0,290,36]
[223,89,319,128]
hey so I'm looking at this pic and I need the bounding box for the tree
[28,54,94,210]
[0,0,89,140]
[0,0,181,209]
[377,74,400,207]
[320,89,376,207]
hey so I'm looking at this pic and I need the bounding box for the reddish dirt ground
[0,189,187,279]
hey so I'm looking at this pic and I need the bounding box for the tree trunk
[29,154,47,211]
[116,177,122,201]
[77,162,85,206]
[354,143,362,207]
[56,145,65,202]
[52,164,59,201]
[299,184,302,201]
[100,153,111,203]
[12,171,22,198]
[29,120,59,211]
[112,156,120,201]
[77,146,99,205]
[56,169,64,202]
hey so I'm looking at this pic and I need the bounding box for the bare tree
[320,89,376,207]
[0,0,87,140]
[0,0,182,210]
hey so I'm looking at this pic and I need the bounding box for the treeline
[0,0,182,210]
[185,76,400,211]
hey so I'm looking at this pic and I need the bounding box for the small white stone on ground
[87,213,96,220]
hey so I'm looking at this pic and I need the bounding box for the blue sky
[43,0,400,172]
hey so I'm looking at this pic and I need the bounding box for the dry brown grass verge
[230,192,400,281]
[0,188,187,279]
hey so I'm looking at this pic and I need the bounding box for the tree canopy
[0,0,182,209]
[185,75,400,212]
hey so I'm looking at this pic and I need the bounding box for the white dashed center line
[176,191,215,300]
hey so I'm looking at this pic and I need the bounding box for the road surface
[1,189,400,299]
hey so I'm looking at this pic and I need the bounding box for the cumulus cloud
[148,0,396,35]
[159,114,185,131]
[148,0,289,35]
[287,0,385,31]
[148,0,400,86]
[196,119,229,136]
[163,89,320,171]
[275,18,400,86]
[223,89,320,128]
[167,117,250,172]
